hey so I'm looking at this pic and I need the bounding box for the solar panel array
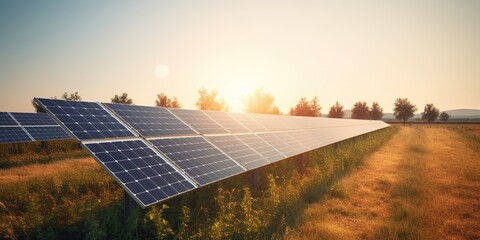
[0,112,71,144]
[34,98,390,208]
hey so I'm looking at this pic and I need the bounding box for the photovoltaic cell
[228,112,267,132]
[11,113,58,126]
[105,103,196,136]
[234,134,285,163]
[35,98,135,140]
[25,126,71,141]
[148,136,245,186]
[275,131,310,154]
[0,127,32,143]
[0,112,17,126]
[206,135,269,170]
[169,108,228,134]
[257,132,299,158]
[84,139,196,207]
[203,111,250,133]
[249,113,299,131]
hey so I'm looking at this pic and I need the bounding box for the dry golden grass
[0,157,99,185]
[287,127,412,240]
[287,126,480,240]
[421,126,480,239]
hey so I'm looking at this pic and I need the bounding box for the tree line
[32,90,452,125]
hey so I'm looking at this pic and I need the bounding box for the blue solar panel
[35,98,136,140]
[84,139,196,207]
[0,127,32,143]
[203,111,250,133]
[234,134,285,163]
[206,135,269,170]
[11,113,57,126]
[25,126,71,141]
[105,103,196,137]
[169,108,228,134]
[0,112,17,126]
[148,136,245,186]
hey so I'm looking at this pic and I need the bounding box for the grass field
[0,128,396,239]
[2,125,478,239]
[287,125,480,240]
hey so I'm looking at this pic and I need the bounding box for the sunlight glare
[224,76,257,112]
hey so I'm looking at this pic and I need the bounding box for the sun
[154,64,170,79]
[224,76,257,112]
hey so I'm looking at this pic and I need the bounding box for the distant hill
[443,109,480,119]
[333,109,480,121]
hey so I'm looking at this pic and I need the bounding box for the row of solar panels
[34,98,389,208]
[0,112,71,143]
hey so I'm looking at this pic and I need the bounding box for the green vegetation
[0,140,88,169]
[0,127,396,239]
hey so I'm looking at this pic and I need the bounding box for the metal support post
[296,154,305,174]
[250,169,260,189]
[123,192,136,222]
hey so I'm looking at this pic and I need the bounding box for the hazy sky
[1,0,479,113]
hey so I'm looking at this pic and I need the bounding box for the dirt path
[287,126,480,240]
[0,157,98,185]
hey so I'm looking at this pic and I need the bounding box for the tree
[328,102,344,118]
[289,97,321,117]
[32,91,82,113]
[61,91,82,101]
[421,103,439,125]
[351,101,369,119]
[195,88,229,111]
[439,112,451,122]
[369,102,383,120]
[393,98,417,126]
[155,93,181,108]
[243,88,282,114]
[111,93,133,104]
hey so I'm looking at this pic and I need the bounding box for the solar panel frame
[206,135,270,170]
[24,126,72,141]
[0,126,33,143]
[35,98,137,141]
[148,136,246,186]
[83,138,197,208]
[168,108,229,134]
[11,112,58,126]
[104,103,197,137]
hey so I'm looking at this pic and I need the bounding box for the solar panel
[257,132,299,158]
[11,113,57,126]
[105,103,196,137]
[0,127,32,143]
[249,113,300,131]
[203,111,250,133]
[148,136,245,186]
[234,134,285,163]
[274,131,310,154]
[84,139,196,207]
[0,112,17,126]
[206,135,269,170]
[35,98,136,140]
[25,126,71,141]
[169,108,228,134]
[228,112,267,132]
